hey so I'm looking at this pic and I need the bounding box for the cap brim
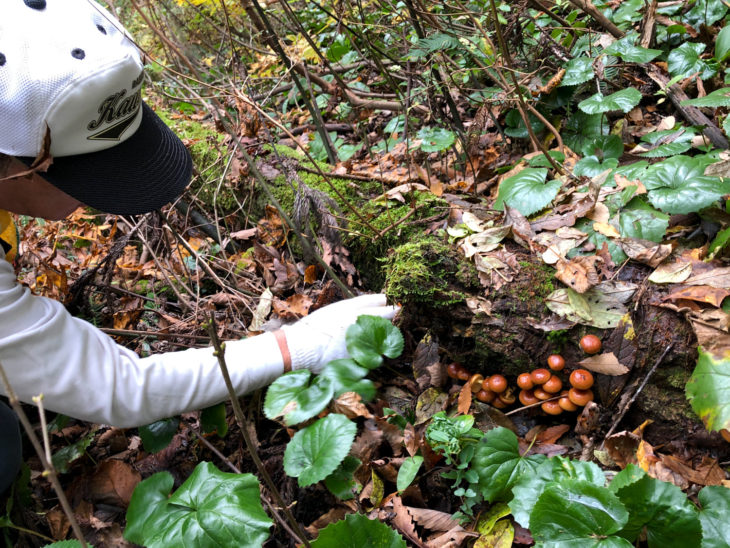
[19,103,192,215]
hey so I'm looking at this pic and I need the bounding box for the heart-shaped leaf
[324,455,361,500]
[716,26,730,61]
[494,168,562,217]
[346,315,404,369]
[472,427,546,502]
[318,358,375,400]
[510,456,606,528]
[530,480,631,547]
[284,413,357,487]
[681,88,730,108]
[311,513,406,547]
[562,57,594,86]
[603,35,661,63]
[611,464,702,546]
[684,0,727,29]
[574,156,619,177]
[124,462,272,548]
[417,127,455,152]
[638,128,695,158]
[582,135,624,160]
[642,156,730,214]
[201,402,228,437]
[686,348,730,432]
[618,198,669,242]
[578,88,642,114]
[698,485,730,548]
[668,42,715,79]
[264,370,334,426]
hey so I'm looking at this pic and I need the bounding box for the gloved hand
[282,293,399,373]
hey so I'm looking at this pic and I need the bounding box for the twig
[602,343,674,443]
[505,394,560,415]
[204,314,311,547]
[0,362,87,547]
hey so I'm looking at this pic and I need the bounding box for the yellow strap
[0,210,19,262]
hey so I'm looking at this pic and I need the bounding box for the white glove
[282,293,399,373]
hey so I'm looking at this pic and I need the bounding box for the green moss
[513,260,555,302]
[156,111,238,211]
[384,235,478,307]
[661,367,691,390]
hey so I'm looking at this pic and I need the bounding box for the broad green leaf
[614,160,648,182]
[709,225,730,255]
[574,156,619,178]
[581,135,624,160]
[608,463,645,494]
[717,26,730,61]
[396,455,423,492]
[504,109,545,139]
[668,42,715,79]
[124,462,272,548]
[139,418,179,454]
[578,88,642,114]
[639,128,695,157]
[684,0,728,28]
[417,127,455,152]
[264,370,334,426]
[642,156,730,214]
[618,198,669,242]
[561,57,594,86]
[612,464,701,545]
[319,358,375,400]
[698,485,730,548]
[51,432,94,473]
[325,456,361,500]
[472,427,546,502]
[42,542,88,548]
[284,414,357,487]
[530,480,631,547]
[346,315,404,369]
[611,0,643,24]
[200,402,228,437]
[681,88,730,108]
[494,168,562,217]
[311,513,406,547]
[603,35,661,63]
[510,456,606,528]
[564,112,609,152]
[526,151,566,168]
[686,348,730,431]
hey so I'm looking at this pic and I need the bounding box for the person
[0,0,397,494]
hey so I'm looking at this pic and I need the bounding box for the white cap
[0,0,192,215]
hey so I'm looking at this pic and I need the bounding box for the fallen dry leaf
[555,255,601,293]
[664,285,730,308]
[578,352,630,375]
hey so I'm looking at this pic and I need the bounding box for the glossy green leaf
[642,156,730,214]
[396,455,423,492]
[139,418,179,454]
[574,156,619,177]
[571,218,628,265]
[201,402,228,437]
[311,513,406,547]
[668,42,715,79]
[611,464,701,545]
[639,128,695,157]
[504,109,545,139]
[709,225,730,255]
[346,315,404,369]
[564,112,610,152]
[698,485,730,548]
[684,0,727,29]
[686,348,730,431]
[494,168,562,217]
[603,35,661,63]
[561,57,594,86]
[618,198,669,242]
[611,0,643,24]
[681,88,730,108]
[526,151,566,167]
[472,427,546,502]
[716,26,730,61]
[325,455,361,500]
[417,127,455,152]
[578,88,642,114]
[51,432,94,474]
[530,480,631,547]
[581,135,624,160]
[124,462,272,548]
[510,456,606,528]
[284,414,357,487]
[319,358,375,400]
[264,370,333,426]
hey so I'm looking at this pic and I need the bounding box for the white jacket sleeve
[0,250,285,428]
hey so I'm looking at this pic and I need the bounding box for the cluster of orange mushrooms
[446,334,603,416]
